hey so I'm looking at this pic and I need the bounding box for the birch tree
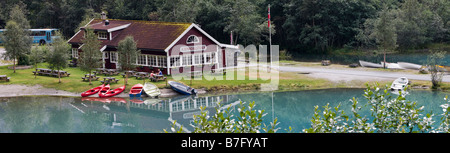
[117,36,140,85]
[79,28,102,85]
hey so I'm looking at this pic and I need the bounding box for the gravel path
[278,65,450,83]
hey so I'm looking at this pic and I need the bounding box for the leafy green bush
[304,83,441,133]
[165,101,280,133]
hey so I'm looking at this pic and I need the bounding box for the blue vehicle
[0,29,58,45]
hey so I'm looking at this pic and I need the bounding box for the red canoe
[81,84,105,97]
[99,85,126,98]
[98,84,111,97]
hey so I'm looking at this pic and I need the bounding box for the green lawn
[0,62,333,94]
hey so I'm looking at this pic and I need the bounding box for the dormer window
[98,31,108,40]
[186,35,199,44]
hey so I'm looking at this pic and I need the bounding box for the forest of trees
[0,0,448,54]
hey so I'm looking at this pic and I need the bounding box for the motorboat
[168,81,197,95]
[359,60,383,68]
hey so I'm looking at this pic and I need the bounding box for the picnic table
[53,70,70,77]
[100,77,119,84]
[135,72,149,79]
[150,74,167,82]
[121,70,136,78]
[0,75,10,82]
[33,68,70,77]
[104,69,119,76]
[82,74,100,81]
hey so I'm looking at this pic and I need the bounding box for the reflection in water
[0,89,448,133]
[0,94,241,133]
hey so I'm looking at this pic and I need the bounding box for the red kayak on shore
[98,84,111,97]
[81,84,105,97]
[99,85,126,98]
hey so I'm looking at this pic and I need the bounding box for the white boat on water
[398,62,422,70]
[381,62,404,69]
[390,77,409,91]
[359,60,383,68]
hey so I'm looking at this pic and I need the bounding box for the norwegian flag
[268,5,271,28]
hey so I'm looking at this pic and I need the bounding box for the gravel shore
[0,84,206,98]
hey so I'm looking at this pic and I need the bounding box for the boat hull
[381,62,404,69]
[398,62,422,70]
[129,84,144,97]
[390,77,409,91]
[168,81,197,95]
[143,82,161,98]
[359,60,383,68]
[99,85,126,98]
[98,84,111,97]
[81,84,105,97]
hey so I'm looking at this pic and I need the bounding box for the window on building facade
[72,48,78,59]
[182,54,192,66]
[98,31,108,39]
[204,52,212,64]
[159,56,167,68]
[186,35,199,44]
[110,52,118,63]
[137,54,147,65]
[170,56,181,67]
[193,54,202,65]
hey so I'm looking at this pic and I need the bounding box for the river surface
[0,89,449,133]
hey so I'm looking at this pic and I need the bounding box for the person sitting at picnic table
[150,71,155,78]
[158,69,163,75]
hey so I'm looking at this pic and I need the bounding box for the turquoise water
[0,89,449,133]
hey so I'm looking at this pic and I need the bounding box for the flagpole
[268,4,272,69]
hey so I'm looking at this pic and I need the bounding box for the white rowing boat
[359,60,383,68]
[398,62,422,70]
[390,77,409,91]
[381,62,404,69]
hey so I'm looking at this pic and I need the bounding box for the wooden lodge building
[68,17,238,75]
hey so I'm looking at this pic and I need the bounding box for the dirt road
[278,65,450,83]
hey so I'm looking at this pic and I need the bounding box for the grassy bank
[1,61,448,95]
[0,62,335,94]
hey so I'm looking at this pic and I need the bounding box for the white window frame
[193,54,202,65]
[110,52,118,63]
[72,48,78,59]
[98,31,108,40]
[170,56,181,67]
[137,54,147,65]
[186,35,199,44]
[204,52,212,64]
[182,54,193,66]
[159,56,167,68]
